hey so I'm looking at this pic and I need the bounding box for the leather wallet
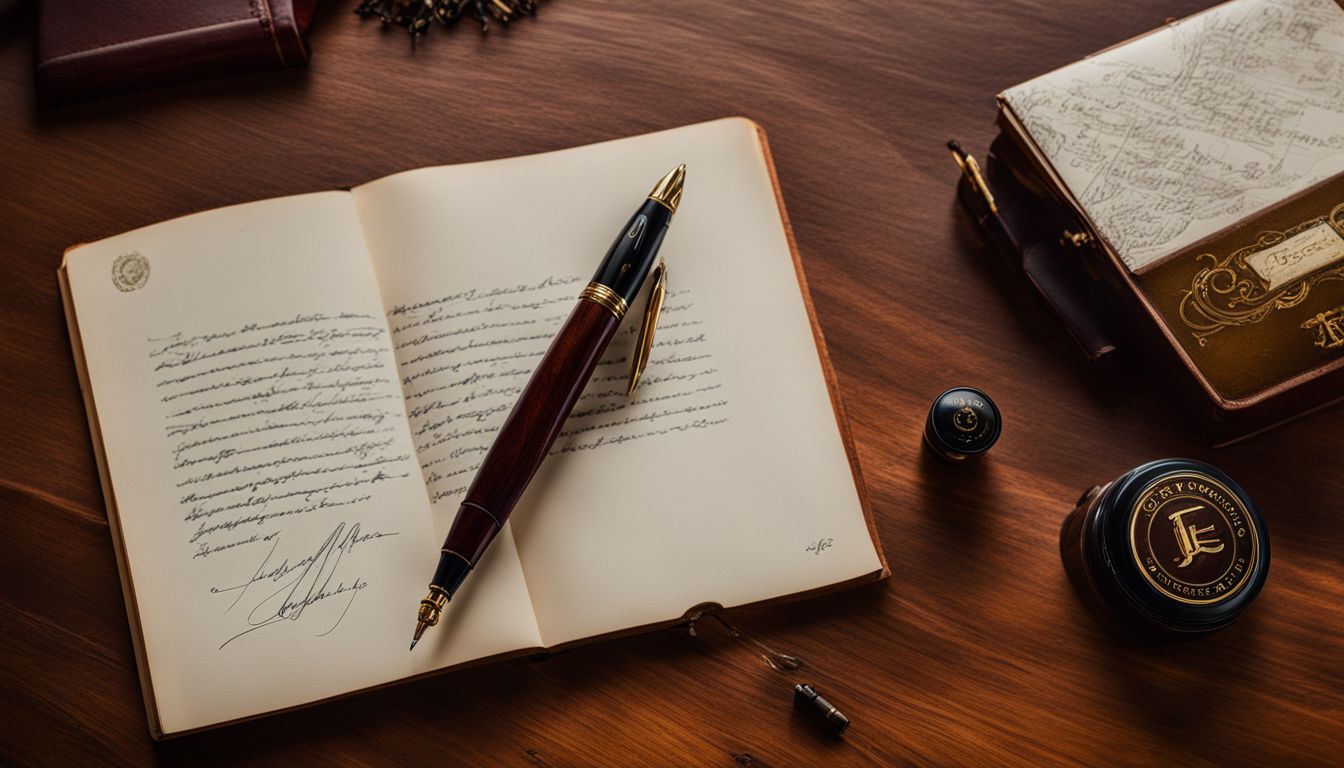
[36,0,319,104]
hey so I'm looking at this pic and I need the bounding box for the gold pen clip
[947,139,998,214]
[626,260,667,396]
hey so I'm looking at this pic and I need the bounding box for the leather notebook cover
[36,0,319,104]
[954,134,1124,364]
[976,0,1344,444]
[957,130,1344,445]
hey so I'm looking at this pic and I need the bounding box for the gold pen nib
[409,587,448,651]
[647,164,686,214]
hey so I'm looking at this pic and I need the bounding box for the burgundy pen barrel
[440,298,621,567]
[414,165,683,649]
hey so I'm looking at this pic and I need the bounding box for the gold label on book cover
[1129,472,1258,605]
[1179,204,1344,345]
[1244,221,1344,291]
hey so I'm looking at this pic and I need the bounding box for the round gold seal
[1129,472,1258,605]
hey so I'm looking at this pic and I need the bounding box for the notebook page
[62,192,541,735]
[354,117,883,648]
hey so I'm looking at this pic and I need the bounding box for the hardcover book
[36,0,317,104]
[972,0,1344,442]
[58,118,888,738]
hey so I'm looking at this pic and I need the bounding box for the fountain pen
[410,164,685,650]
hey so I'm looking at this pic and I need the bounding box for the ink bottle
[923,387,1000,463]
[1060,459,1269,640]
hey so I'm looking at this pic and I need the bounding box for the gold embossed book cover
[992,0,1344,442]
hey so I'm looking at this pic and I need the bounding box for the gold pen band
[579,282,628,319]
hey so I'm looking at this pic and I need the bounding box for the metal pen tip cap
[794,683,849,738]
[648,164,686,214]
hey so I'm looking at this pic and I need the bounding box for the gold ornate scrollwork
[1179,203,1344,346]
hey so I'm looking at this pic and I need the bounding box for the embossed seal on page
[111,251,150,292]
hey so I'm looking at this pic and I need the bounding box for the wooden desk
[2,1,1340,764]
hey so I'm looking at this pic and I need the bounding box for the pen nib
[410,616,431,652]
[411,587,448,651]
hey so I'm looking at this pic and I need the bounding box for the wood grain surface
[2,0,1341,765]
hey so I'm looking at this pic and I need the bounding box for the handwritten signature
[210,521,396,650]
[805,538,834,556]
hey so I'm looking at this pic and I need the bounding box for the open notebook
[59,117,887,738]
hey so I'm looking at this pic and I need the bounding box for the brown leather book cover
[967,0,1344,445]
[36,0,319,104]
[977,105,1344,446]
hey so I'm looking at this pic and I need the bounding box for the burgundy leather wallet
[36,0,319,104]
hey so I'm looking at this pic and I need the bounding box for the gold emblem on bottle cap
[1129,472,1258,605]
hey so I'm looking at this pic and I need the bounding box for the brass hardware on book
[1061,230,1093,248]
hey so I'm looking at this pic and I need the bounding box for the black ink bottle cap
[1060,459,1270,640]
[923,387,1001,462]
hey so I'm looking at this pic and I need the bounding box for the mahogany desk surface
[1,1,1340,765]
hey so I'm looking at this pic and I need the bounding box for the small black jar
[1060,459,1269,640]
[923,387,1001,463]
